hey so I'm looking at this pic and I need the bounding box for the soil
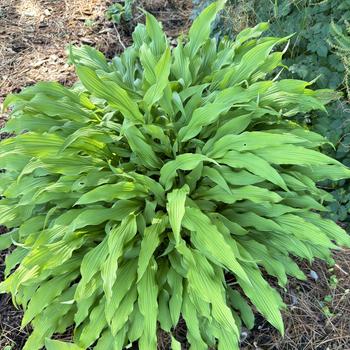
[241,249,350,350]
[1,0,350,349]
[0,0,192,101]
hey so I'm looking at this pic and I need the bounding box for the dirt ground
[0,0,192,100]
[1,0,350,349]
[241,249,350,350]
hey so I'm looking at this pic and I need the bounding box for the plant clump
[1,1,350,349]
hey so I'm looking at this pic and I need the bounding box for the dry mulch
[241,249,350,350]
[0,0,192,101]
[1,0,350,349]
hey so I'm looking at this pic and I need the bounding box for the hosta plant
[1,1,350,349]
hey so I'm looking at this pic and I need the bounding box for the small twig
[113,23,126,50]
[315,335,350,348]
[334,263,349,275]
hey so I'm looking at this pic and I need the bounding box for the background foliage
[193,0,350,230]
[106,0,135,24]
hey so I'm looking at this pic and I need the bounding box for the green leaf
[235,22,269,46]
[75,182,147,205]
[45,339,84,350]
[219,150,288,190]
[181,292,207,349]
[76,65,144,123]
[76,299,107,348]
[75,238,108,300]
[128,304,144,343]
[167,267,183,325]
[300,212,350,247]
[138,259,158,350]
[124,125,162,170]
[93,329,117,350]
[102,215,137,300]
[172,40,192,86]
[137,213,168,280]
[296,165,350,181]
[110,285,138,336]
[179,86,250,142]
[0,230,18,250]
[22,272,78,327]
[68,45,110,71]
[238,265,284,334]
[145,12,166,57]
[22,288,75,350]
[171,336,181,350]
[275,214,336,248]
[69,201,140,230]
[220,37,288,88]
[144,48,171,106]
[166,185,189,245]
[211,114,252,142]
[197,185,282,204]
[254,145,341,165]
[186,0,225,57]
[183,207,250,284]
[227,289,255,330]
[160,154,217,190]
[202,166,231,193]
[158,290,172,331]
[178,246,239,338]
[207,131,306,158]
[105,259,138,325]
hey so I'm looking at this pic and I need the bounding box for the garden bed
[1,1,350,349]
[0,0,192,100]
